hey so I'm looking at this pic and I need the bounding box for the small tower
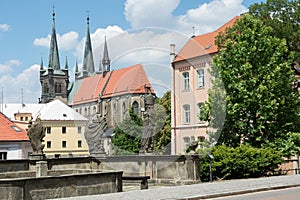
[39,9,69,104]
[102,36,110,77]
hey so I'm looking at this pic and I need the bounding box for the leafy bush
[200,144,284,182]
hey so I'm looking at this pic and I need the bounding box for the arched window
[43,83,48,93]
[182,72,189,91]
[183,104,190,124]
[122,102,126,113]
[132,101,139,115]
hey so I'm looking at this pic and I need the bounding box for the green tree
[204,15,300,153]
[111,107,142,155]
[153,91,171,154]
[250,0,300,62]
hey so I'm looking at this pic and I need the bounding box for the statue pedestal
[91,152,106,158]
[29,153,46,160]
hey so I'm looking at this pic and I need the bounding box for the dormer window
[10,126,22,132]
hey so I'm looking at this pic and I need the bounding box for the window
[197,69,204,88]
[113,102,118,112]
[78,140,82,148]
[25,117,28,121]
[182,72,189,90]
[183,104,190,124]
[132,101,139,115]
[62,127,66,134]
[46,127,51,134]
[122,102,126,113]
[47,141,51,148]
[78,126,82,134]
[62,141,67,148]
[11,126,22,132]
[20,117,23,121]
[0,152,7,160]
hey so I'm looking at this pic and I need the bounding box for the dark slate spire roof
[83,15,95,75]
[102,36,110,71]
[65,56,68,70]
[48,11,60,70]
[40,57,44,71]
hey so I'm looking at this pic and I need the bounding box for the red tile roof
[71,64,155,105]
[173,16,241,63]
[102,64,155,98]
[72,72,111,105]
[0,112,29,141]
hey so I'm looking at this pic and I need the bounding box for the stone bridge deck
[55,175,300,200]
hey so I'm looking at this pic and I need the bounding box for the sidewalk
[55,175,300,200]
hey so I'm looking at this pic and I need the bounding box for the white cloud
[177,0,248,34]
[0,24,9,32]
[0,64,40,103]
[124,0,247,35]
[33,31,79,51]
[0,59,21,75]
[124,0,180,28]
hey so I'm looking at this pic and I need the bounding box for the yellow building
[3,100,89,158]
[36,99,89,158]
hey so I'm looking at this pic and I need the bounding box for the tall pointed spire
[102,36,110,72]
[48,9,60,70]
[82,14,95,75]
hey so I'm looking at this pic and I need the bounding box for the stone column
[36,161,48,177]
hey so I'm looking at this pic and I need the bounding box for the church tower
[39,10,69,103]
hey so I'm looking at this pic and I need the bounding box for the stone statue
[84,114,108,156]
[140,86,155,154]
[27,117,46,155]
[140,108,155,153]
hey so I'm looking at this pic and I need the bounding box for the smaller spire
[102,36,110,72]
[75,61,79,73]
[65,56,68,70]
[40,57,44,71]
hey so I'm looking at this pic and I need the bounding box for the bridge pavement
[54,175,300,200]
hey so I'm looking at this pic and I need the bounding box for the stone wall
[97,155,201,184]
[0,171,122,200]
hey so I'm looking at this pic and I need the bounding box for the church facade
[39,12,155,130]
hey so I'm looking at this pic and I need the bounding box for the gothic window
[183,104,190,124]
[43,83,48,93]
[122,102,126,113]
[55,83,62,93]
[132,101,139,115]
[182,72,189,91]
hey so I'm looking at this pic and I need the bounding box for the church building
[39,11,155,129]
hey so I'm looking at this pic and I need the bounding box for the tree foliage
[111,107,142,155]
[250,0,300,62]
[153,91,171,154]
[200,145,284,182]
[204,15,300,154]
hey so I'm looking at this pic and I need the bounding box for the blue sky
[0,0,263,103]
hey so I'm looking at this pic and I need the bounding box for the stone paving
[54,175,300,200]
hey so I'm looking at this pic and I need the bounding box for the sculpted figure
[84,114,108,156]
[140,109,155,153]
[27,117,46,154]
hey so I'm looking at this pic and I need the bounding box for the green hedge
[200,144,284,182]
